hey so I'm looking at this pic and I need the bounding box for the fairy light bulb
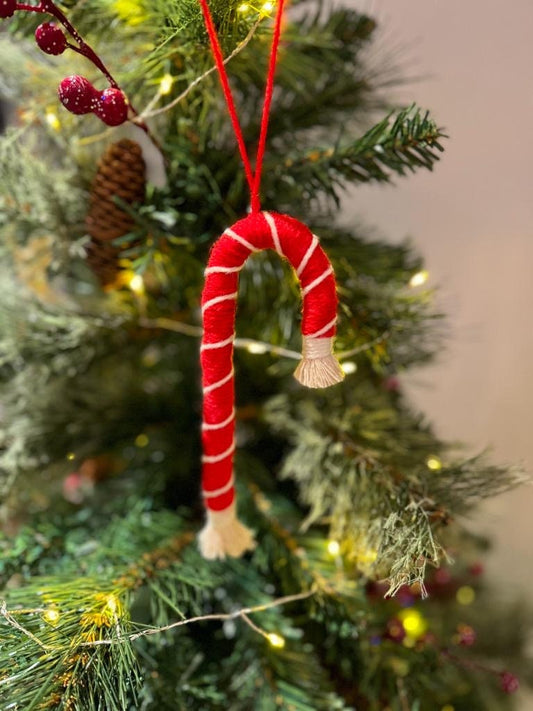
[43,609,60,624]
[409,270,429,288]
[238,3,250,12]
[456,586,476,606]
[135,433,149,448]
[426,455,442,471]
[341,361,357,375]
[267,632,285,648]
[398,609,427,640]
[159,73,173,95]
[261,1,274,14]
[327,540,340,556]
[45,110,61,131]
[128,273,145,295]
[247,342,268,354]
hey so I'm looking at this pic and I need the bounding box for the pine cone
[85,138,146,285]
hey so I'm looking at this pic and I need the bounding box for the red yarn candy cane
[199,211,344,559]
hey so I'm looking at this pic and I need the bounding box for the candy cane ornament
[196,0,345,558]
[199,211,344,559]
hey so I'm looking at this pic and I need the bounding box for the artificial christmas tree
[0,1,531,710]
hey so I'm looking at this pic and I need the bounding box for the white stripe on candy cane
[202,408,236,431]
[296,233,319,277]
[202,440,236,464]
[202,473,235,499]
[203,368,234,394]
[308,315,338,339]
[301,265,334,296]
[225,228,259,253]
[202,291,238,314]
[263,211,283,256]
[200,333,235,351]
[205,265,242,275]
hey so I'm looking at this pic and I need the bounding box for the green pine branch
[263,388,525,596]
[278,107,446,206]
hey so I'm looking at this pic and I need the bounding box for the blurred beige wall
[344,1,533,704]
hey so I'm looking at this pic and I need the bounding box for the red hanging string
[251,0,285,211]
[197,0,286,213]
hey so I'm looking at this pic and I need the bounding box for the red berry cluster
[58,76,128,126]
[1,2,130,128]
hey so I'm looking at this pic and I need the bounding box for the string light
[398,609,427,640]
[66,452,76,461]
[43,609,60,625]
[267,632,285,648]
[341,361,357,375]
[247,342,268,354]
[135,433,149,448]
[409,270,429,288]
[45,110,61,131]
[261,1,274,14]
[456,586,476,606]
[159,73,173,95]
[128,273,145,295]
[237,3,250,11]
[426,455,442,471]
[327,540,340,556]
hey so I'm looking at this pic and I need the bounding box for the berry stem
[66,42,86,56]
[16,0,154,141]
[41,0,118,87]
[441,648,516,685]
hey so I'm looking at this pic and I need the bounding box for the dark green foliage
[0,485,530,711]
[281,106,445,206]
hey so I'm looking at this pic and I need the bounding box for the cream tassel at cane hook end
[199,211,344,560]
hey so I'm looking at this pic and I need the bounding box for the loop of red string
[198,0,286,213]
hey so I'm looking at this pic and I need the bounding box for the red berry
[35,22,67,56]
[468,562,484,577]
[58,75,98,115]
[383,375,400,392]
[0,0,17,19]
[500,671,519,694]
[385,618,406,643]
[94,87,129,126]
[456,623,476,647]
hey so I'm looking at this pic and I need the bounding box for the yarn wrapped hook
[199,211,344,560]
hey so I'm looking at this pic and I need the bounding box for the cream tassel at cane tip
[293,335,345,389]
[199,212,343,560]
[199,502,256,561]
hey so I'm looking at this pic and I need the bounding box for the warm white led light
[267,632,285,648]
[327,540,340,556]
[247,342,268,354]
[160,74,173,95]
[341,361,357,375]
[409,270,429,288]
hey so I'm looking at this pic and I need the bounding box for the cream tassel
[293,335,345,388]
[198,502,256,560]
